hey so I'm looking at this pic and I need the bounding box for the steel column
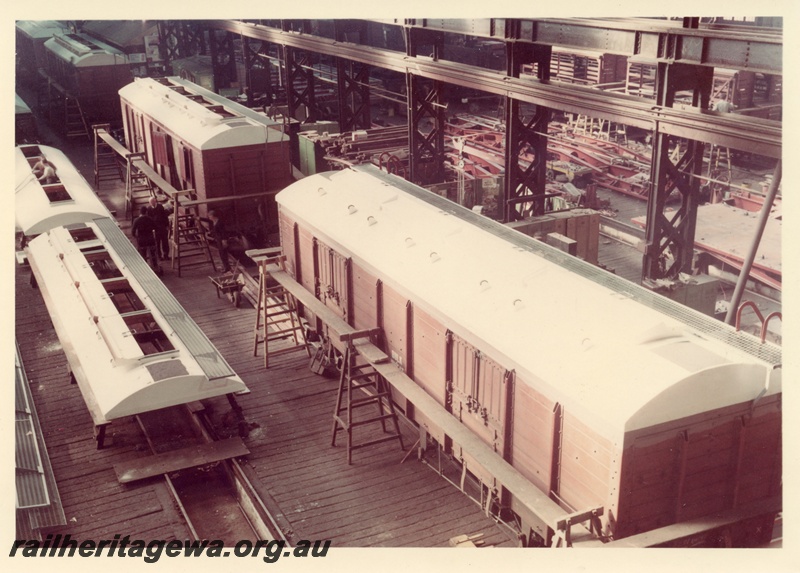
[158,21,206,70]
[241,36,272,106]
[642,62,713,281]
[405,27,446,186]
[208,28,237,91]
[336,59,371,132]
[284,45,320,122]
[334,21,371,132]
[503,38,551,222]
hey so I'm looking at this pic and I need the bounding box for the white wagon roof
[15,145,113,236]
[16,20,68,41]
[276,167,781,441]
[44,33,128,67]
[119,76,288,150]
[16,93,32,116]
[26,219,247,421]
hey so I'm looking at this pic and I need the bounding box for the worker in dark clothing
[147,196,171,260]
[131,206,161,274]
[204,209,231,272]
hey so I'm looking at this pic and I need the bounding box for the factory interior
[10,15,794,559]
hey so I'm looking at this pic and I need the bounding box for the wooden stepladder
[92,124,124,188]
[331,329,405,464]
[170,190,216,277]
[125,152,156,220]
[250,250,311,368]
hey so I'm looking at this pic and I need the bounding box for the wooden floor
[14,101,779,546]
[159,263,516,547]
[15,266,193,542]
[15,232,515,548]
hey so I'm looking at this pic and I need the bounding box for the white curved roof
[26,221,247,421]
[276,168,781,440]
[16,20,68,41]
[15,145,113,236]
[44,33,127,67]
[16,93,32,116]
[119,76,287,150]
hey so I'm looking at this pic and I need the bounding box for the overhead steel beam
[378,18,783,74]
[207,20,781,159]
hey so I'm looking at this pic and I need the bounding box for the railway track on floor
[130,403,288,545]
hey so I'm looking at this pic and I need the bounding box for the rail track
[133,403,288,545]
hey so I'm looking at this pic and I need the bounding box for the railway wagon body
[43,32,133,124]
[25,217,249,445]
[15,94,39,144]
[16,144,113,238]
[275,165,781,546]
[118,76,292,242]
[15,20,69,85]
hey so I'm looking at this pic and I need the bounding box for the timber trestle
[331,328,404,464]
[248,250,311,368]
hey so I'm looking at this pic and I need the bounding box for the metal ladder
[331,329,405,464]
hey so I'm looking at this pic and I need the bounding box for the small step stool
[331,329,405,464]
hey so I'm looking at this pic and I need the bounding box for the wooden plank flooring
[14,265,193,542]
[14,215,515,547]
[160,263,516,546]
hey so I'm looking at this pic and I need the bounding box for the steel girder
[380,18,783,75]
[503,36,552,222]
[207,20,780,158]
[642,62,713,282]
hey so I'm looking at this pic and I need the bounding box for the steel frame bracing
[207,29,237,92]
[284,46,320,122]
[642,62,713,281]
[503,35,552,222]
[241,36,269,107]
[405,28,446,186]
[334,21,372,132]
[157,21,206,71]
[159,19,780,280]
[207,19,780,158]
[384,18,783,75]
[336,59,371,133]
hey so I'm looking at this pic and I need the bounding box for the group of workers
[131,198,232,275]
[131,197,171,275]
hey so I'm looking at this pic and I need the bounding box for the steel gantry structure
[157,18,781,282]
